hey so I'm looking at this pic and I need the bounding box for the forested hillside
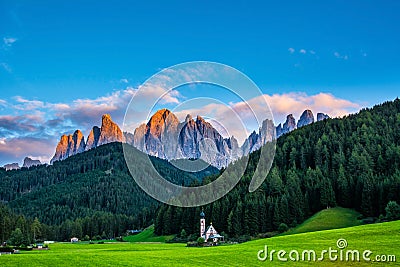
[0,143,217,242]
[155,99,400,238]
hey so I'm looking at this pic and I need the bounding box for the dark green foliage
[196,237,205,245]
[278,223,289,233]
[155,99,400,237]
[385,201,400,221]
[8,228,24,246]
[0,143,218,242]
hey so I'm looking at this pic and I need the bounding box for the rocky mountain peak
[185,114,193,123]
[23,157,41,168]
[317,113,330,121]
[98,114,123,146]
[51,130,87,164]
[196,115,206,122]
[52,114,124,164]
[282,114,297,134]
[147,109,179,138]
[86,126,101,151]
[297,110,315,128]
[3,163,20,171]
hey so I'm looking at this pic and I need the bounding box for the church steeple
[200,209,205,219]
[200,209,206,238]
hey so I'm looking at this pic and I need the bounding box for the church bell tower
[200,209,205,238]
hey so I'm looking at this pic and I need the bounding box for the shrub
[278,223,289,233]
[385,201,400,221]
[197,237,205,246]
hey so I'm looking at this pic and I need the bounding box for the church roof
[200,210,205,218]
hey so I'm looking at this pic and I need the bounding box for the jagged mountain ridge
[50,109,329,167]
[50,114,124,163]
[23,157,41,168]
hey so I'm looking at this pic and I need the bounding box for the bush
[278,223,289,233]
[197,237,205,246]
[188,233,198,242]
[8,228,24,247]
[385,201,400,221]
[83,235,90,241]
[180,229,187,239]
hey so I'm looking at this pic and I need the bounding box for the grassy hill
[284,207,361,235]
[1,220,398,266]
[123,225,174,243]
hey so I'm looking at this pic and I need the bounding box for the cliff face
[282,114,297,135]
[49,109,329,167]
[297,110,314,128]
[85,126,101,151]
[51,130,86,164]
[242,119,275,154]
[51,114,123,163]
[132,110,239,168]
[317,113,330,121]
[276,110,329,138]
[22,157,41,168]
[98,114,124,146]
[3,163,20,171]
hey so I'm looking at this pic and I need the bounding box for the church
[199,210,224,243]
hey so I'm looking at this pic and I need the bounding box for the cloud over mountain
[0,88,360,166]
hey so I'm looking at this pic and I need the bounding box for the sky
[0,0,399,165]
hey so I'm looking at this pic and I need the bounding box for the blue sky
[0,0,399,165]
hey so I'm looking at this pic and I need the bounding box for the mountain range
[3,157,42,170]
[47,109,329,168]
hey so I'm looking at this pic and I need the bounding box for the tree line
[0,143,217,243]
[155,99,400,238]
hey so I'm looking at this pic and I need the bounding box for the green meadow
[122,225,174,243]
[284,207,361,235]
[1,220,399,266]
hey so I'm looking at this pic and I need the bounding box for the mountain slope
[284,207,361,235]
[155,99,400,237]
[0,142,218,227]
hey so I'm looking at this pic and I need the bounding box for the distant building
[127,229,142,235]
[70,237,79,243]
[199,210,224,243]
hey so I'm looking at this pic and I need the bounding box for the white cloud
[13,96,46,110]
[309,50,316,55]
[300,49,306,54]
[0,136,56,166]
[288,48,295,54]
[120,78,129,83]
[3,37,17,46]
[170,92,360,145]
[0,99,7,107]
[334,51,349,60]
[0,84,361,166]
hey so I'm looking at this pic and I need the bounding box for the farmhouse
[199,210,224,243]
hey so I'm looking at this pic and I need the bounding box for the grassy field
[1,220,398,266]
[284,207,361,235]
[122,225,174,243]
